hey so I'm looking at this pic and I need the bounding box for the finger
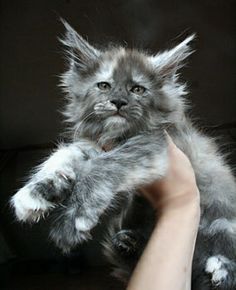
[164,131,178,149]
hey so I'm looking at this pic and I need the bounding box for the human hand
[129,134,200,290]
[141,133,200,215]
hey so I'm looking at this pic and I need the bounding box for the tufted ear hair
[60,19,101,70]
[149,34,195,78]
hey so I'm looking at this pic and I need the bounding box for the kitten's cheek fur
[11,186,55,222]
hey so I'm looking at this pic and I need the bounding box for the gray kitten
[11,21,236,289]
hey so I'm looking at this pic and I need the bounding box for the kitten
[11,21,236,289]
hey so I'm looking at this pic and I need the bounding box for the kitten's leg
[103,193,154,282]
[190,160,236,289]
[193,243,236,290]
[11,140,101,223]
[192,204,236,289]
[50,131,168,251]
[103,229,146,282]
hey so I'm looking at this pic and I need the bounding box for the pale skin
[127,134,200,290]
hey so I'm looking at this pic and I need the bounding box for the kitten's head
[60,21,194,145]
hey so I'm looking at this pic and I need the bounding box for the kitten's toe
[112,230,143,257]
[11,186,55,222]
[205,255,236,289]
[74,216,97,232]
[35,170,76,203]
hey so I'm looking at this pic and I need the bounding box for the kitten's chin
[98,115,129,147]
[104,115,128,130]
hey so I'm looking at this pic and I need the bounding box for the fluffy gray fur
[11,21,236,289]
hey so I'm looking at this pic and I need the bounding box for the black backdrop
[1,0,235,149]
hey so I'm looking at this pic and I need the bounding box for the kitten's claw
[11,168,76,223]
[11,186,55,222]
[112,230,144,257]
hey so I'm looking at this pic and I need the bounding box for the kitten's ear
[149,34,195,78]
[60,19,101,70]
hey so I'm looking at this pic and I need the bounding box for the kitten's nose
[110,99,128,110]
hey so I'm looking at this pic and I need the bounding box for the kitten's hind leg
[103,229,145,282]
[193,204,236,290]
[192,255,236,290]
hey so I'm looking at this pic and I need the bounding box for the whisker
[73,111,96,141]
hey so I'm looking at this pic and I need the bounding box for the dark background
[0,0,235,289]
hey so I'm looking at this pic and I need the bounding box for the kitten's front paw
[11,170,76,223]
[11,186,55,222]
[205,255,236,289]
[50,212,95,253]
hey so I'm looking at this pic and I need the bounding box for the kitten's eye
[97,82,111,91]
[130,85,146,95]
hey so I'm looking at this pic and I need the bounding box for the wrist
[155,191,200,222]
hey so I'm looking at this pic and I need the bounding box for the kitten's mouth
[114,112,122,116]
[106,112,127,123]
[113,111,125,118]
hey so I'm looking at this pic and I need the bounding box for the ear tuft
[149,34,195,78]
[59,18,100,70]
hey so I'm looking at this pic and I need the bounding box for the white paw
[205,255,229,286]
[11,186,55,222]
